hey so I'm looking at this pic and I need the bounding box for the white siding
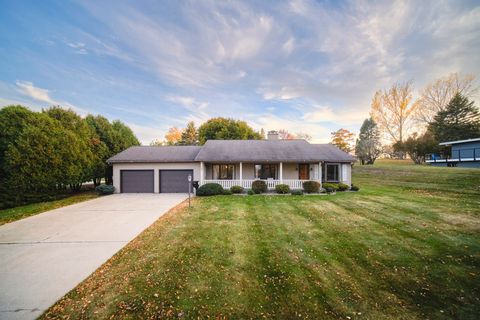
[112,162,200,193]
[341,163,351,185]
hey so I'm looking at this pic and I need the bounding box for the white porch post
[200,162,204,185]
[239,162,243,187]
[319,162,322,187]
[279,162,283,183]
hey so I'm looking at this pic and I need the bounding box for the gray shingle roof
[310,144,356,162]
[107,146,202,163]
[194,140,354,162]
[107,140,355,163]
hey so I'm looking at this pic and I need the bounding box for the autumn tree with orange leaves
[330,128,355,153]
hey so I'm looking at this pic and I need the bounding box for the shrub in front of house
[95,184,115,195]
[247,189,255,195]
[275,184,290,194]
[291,190,303,196]
[302,181,320,193]
[325,187,335,194]
[351,185,360,191]
[252,180,267,194]
[196,183,224,196]
[223,189,233,195]
[230,185,244,194]
[322,183,339,191]
[337,183,349,191]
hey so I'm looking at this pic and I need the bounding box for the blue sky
[1,0,479,144]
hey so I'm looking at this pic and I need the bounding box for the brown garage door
[120,170,154,193]
[159,170,193,193]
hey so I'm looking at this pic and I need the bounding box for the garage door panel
[121,170,154,193]
[160,170,193,193]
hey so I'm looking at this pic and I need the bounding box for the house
[426,137,480,168]
[107,131,355,193]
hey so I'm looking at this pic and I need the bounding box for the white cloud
[15,80,88,115]
[15,81,55,104]
[66,41,88,54]
[282,37,295,55]
[301,105,366,125]
[165,95,211,124]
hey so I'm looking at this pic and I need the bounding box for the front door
[298,164,309,180]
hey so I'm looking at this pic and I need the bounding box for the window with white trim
[325,164,340,182]
[212,164,235,179]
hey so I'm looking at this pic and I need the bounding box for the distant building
[426,137,480,168]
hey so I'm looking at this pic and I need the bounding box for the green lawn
[0,192,99,225]
[43,161,480,319]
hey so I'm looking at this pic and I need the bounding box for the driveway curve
[0,193,187,320]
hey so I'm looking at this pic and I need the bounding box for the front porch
[202,179,310,190]
[199,161,350,190]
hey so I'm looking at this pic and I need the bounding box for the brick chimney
[267,130,279,140]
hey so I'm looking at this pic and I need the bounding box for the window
[326,164,339,181]
[212,164,235,179]
[255,164,277,179]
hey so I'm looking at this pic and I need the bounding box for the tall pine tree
[428,93,480,142]
[355,118,382,165]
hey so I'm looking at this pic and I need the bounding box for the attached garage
[159,170,193,193]
[120,170,154,193]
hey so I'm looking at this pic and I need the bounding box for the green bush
[322,183,339,191]
[252,180,267,194]
[95,184,115,195]
[275,184,290,194]
[196,183,224,196]
[303,181,320,193]
[247,189,255,195]
[223,189,233,195]
[337,183,349,191]
[325,187,335,194]
[291,190,303,196]
[230,185,244,194]
[351,185,360,191]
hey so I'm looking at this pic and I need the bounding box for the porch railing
[426,148,480,162]
[201,179,315,190]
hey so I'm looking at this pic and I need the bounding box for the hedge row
[196,181,359,197]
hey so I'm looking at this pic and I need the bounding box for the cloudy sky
[1,0,479,144]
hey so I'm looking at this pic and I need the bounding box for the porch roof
[194,140,355,162]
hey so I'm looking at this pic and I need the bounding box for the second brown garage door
[159,170,193,193]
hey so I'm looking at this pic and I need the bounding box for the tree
[396,132,439,164]
[415,73,479,124]
[111,120,140,152]
[428,93,480,142]
[355,118,382,165]
[150,139,164,146]
[43,107,96,189]
[86,115,139,184]
[278,129,295,140]
[180,121,198,145]
[370,81,417,145]
[198,118,262,145]
[164,127,182,145]
[331,128,355,153]
[3,112,82,194]
[296,132,312,141]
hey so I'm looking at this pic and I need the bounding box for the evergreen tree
[428,93,480,142]
[180,121,198,145]
[355,118,382,165]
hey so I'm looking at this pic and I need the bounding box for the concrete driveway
[0,193,188,320]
